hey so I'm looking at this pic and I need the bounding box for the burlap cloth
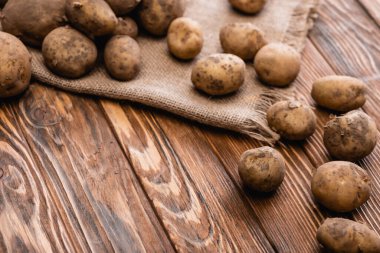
[27,0,319,143]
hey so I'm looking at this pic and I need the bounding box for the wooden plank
[100,100,275,252]
[359,0,380,26]
[0,102,80,252]
[13,84,174,252]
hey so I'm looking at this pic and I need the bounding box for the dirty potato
[323,110,377,161]
[66,0,118,37]
[167,17,203,60]
[139,0,185,36]
[311,161,371,212]
[0,31,31,98]
[105,0,140,16]
[229,0,266,14]
[191,53,246,96]
[267,100,316,140]
[220,22,266,60]
[1,0,67,47]
[104,35,141,81]
[312,75,367,112]
[238,146,286,192]
[42,27,97,78]
[113,17,138,39]
[317,218,380,253]
[254,43,301,87]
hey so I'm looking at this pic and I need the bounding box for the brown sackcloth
[28,0,319,144]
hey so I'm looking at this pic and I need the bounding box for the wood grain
[100,100,274,252]
[12,85,174,253]
[359,0,380,26]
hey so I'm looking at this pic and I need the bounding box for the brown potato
[317,218,380,253]
[104,35,141,81]
[323,110,377,161]
[311,161,371,212]
[66,0,118,37]
[113,17,138,39]
[1,0,67,47]
[312,75,367,112]
[0,31,31,98]
[105,0,140,16]
[220,22,266,60]
[238,146,286,192]
[267,100,316,140]
[254,43,301,87]
[229,0,266,14]
[139,0,185,36]
[42,26,97,78]
[167,17,203,60]
[191,53,246,96]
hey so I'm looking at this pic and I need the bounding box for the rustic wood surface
[0,0,379,252]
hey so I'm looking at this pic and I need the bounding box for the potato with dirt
[0,31,31,98]
[42,26,98,78]
[113,17,138,38]
[317,218,380,253]
[311,161,371,212]
[105,0,140,16]
[66,0,118,37]
[139,0,185,36]
[323,110,377,161]
[167,17,203,60]
[104,35,141,81]
[191,53,246,96]
[1,0,67,47]
[312,75,367,112]
[266,100,316,140]
[229,0,266,14]
[220,22,266,60]
[254,43,301,87]
[238,146,286,192]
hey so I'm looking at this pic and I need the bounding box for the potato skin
[167,17,203,60]
[238,146,286,192]
[104,35,141,81]
[113,17,138,39]
[105,0,140,16]
[220,23,266,61]
[0,31,31,98]
[323,110,377,161]
[66,0,118,37]
[229,0,266,14]
[311,161,371,212]
[317,218,380,253]
[254,43,301,87]
[42,27,97,79]
[191,53,246,96]
[139,0,185,36]
[267,100,316,140]
[1,0,67,47]
[312,75,367,112]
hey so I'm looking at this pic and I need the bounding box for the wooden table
[0,0,379,252]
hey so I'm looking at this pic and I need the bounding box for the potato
[323,110,377,161]
[66,0,118,37]
[229,0,266,14]
[312,75,367,112]
[254,43,301,87]
[267,100,316,140]
[238,146,286,192]
[139,0,185,36]
[311,161,371,212]
[113,17,138,39]
[220,23,266,61]
[317,218,380,253]
[191,53,246,96]
[167,17,203,60]
[1,0,67,47]
[0,31,31,98]
[105,0,140,16]
[42,26,97,79]
[104,35,141,81]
